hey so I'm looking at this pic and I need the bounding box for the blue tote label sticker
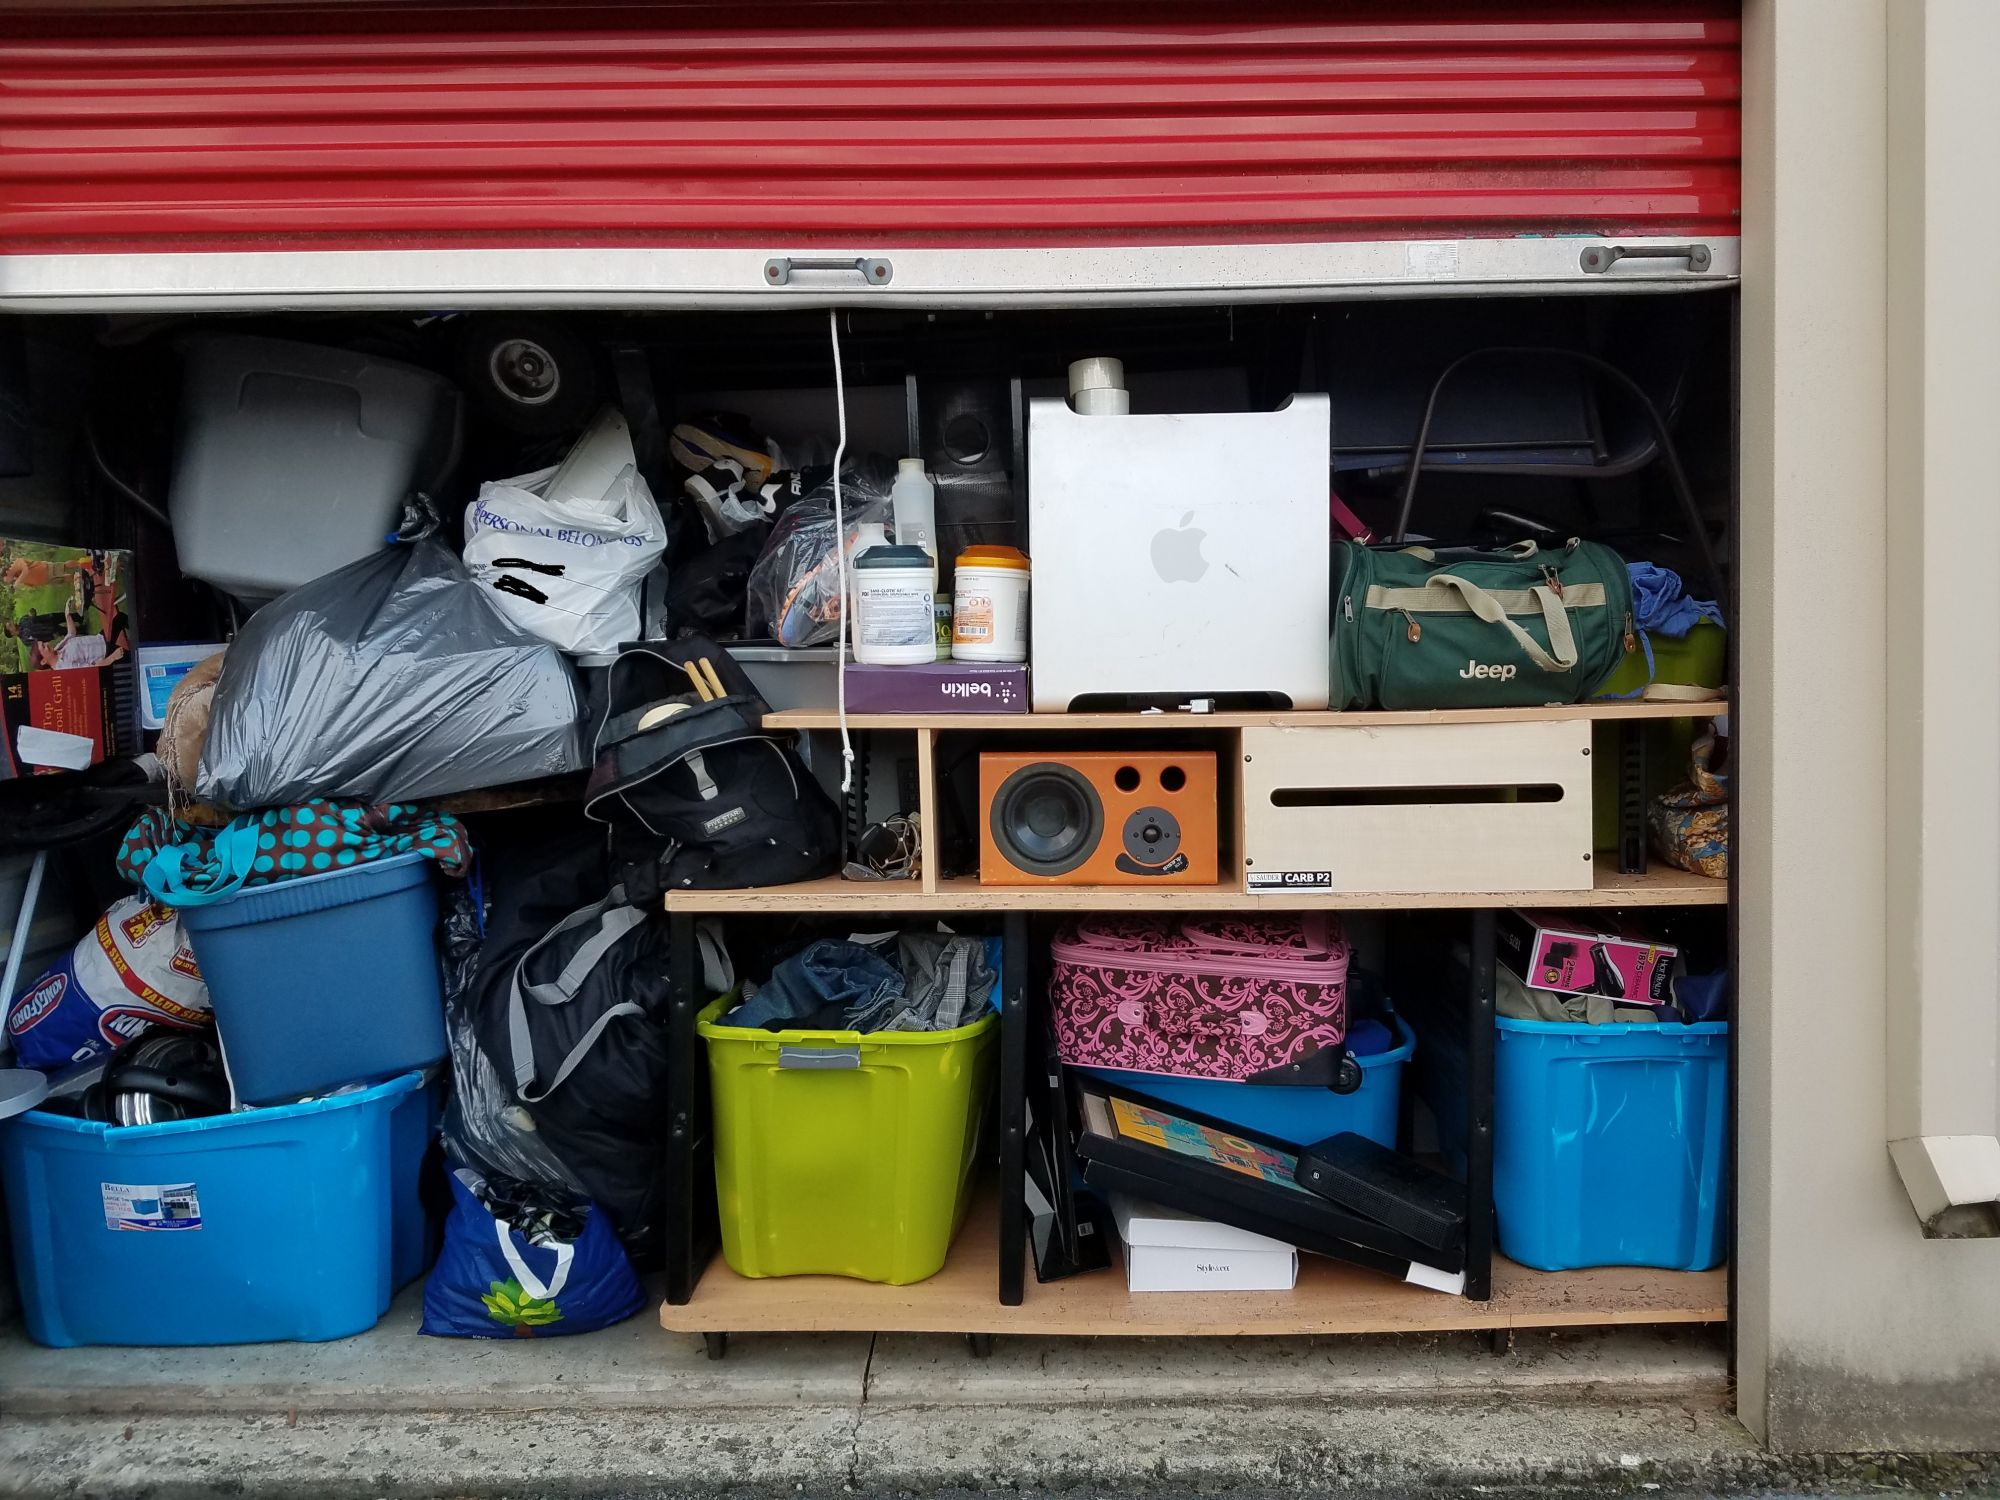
[102,1182,202,1231]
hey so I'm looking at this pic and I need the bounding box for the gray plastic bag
[197,538,585,808]
[438,881,585,1194]
[744,464,894,647]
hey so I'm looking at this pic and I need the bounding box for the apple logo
[1150,512,1209,583]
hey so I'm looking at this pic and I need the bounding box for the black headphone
[81,1029,231,1127]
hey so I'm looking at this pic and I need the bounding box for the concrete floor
[0,1284,1804,1497]
[4,1288,1988,1497]
[0,1282,1731,1416]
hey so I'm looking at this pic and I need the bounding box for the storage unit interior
[0,279,1736,1350]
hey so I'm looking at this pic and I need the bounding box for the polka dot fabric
[119,800,472,901]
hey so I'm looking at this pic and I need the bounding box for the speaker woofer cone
[990,763,1105,876]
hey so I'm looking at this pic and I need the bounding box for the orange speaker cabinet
[979,750,1218,886]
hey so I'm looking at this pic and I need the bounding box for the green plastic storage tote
[697,997,997,1284]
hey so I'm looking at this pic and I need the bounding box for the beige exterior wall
[1738,0,2000,1451]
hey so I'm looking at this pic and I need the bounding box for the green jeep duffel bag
[1332,538,1635,710]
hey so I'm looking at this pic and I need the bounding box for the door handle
[763,257,894,288]
[1579,243,1713,274]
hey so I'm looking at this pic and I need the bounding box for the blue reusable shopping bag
[419,1170,643,1339]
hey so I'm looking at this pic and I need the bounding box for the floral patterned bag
[1650,729,1729,879]
[1049,916,1350,1084]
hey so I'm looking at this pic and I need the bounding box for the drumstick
[697,658,727,700]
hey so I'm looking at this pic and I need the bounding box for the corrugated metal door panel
[0,4,1741,254]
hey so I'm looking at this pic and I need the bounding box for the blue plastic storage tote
[1082,1015,1414,1149]
[1494,1016,1728,1272]
[0,1071,430,1347]
[388,1072,444,1290]
[176,852,447,1106]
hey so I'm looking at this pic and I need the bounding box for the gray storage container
[170,336,460,601]
[724,644,838,712]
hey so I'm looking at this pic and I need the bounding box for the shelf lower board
[664,865,1726,913]
[765,702,1723,732]
[658,1192,1725,1338]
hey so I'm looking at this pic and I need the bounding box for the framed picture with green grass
[0,536,138,779]
[1,538,133,676]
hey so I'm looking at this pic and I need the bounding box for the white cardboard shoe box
[1110,1195,1299,1293]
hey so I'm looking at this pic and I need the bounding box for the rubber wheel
[967,1333,995,1359]
[454,314,600,436]
[1332,1055,1365,1096]
[703,1332,729,1361]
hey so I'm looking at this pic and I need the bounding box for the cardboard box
[0,661,137,778]
[1498,910,1678,1006]
[842,661,1029,714]
[1,538,139,777]
[1110,1194,1299,1293]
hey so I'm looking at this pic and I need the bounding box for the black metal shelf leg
[1617,719,1649,874]
[663,909,705,1306]
[1464,908,1497,1302]
[997,912,1029,1307]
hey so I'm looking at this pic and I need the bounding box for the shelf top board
[658,1189,1726,1338]
[665,866,1727,914]
[764,701,1723,732]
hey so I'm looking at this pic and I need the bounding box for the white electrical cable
[828,308,855,793]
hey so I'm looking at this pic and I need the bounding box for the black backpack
[582,638,841,890]
[464,825,730,1269]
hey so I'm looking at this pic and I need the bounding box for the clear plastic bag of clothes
[196,538,586,807]
[744,463,894,647]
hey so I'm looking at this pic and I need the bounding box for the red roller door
[0,3,1740,256]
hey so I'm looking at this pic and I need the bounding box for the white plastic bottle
[852,544,938,666]
[846,519,889,624]
[890,458,937,562]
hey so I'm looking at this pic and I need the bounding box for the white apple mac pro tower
[1026,393,1331,712]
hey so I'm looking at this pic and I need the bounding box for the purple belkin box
[841,662,1029,714]
[1498,910,1679,1005]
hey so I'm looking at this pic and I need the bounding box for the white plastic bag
[464,410,667,655]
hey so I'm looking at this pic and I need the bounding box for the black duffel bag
[583,637,841,890]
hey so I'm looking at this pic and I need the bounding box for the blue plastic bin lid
[12,1069,424,1141]
[176,851,435,932]
[1496,1015,1728,1039]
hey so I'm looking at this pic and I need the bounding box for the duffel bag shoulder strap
[1388,347,1724,621]
[508,890,650,1104]
[1423,574,1579,674]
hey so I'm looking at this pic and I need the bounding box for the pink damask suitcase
[1050,916,1352,1087]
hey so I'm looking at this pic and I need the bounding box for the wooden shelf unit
[765,701,1723,733]
[659,1186,1727,1339]
[754,703,1724,902]
[656,701,1733,1345]
[665,864,1726,913]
